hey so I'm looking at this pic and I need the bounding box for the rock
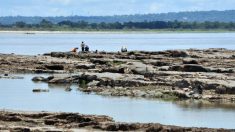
[10,127,30,132]
[32,89,49,92]
[45,64,64,70]
[121,62,155,75]
[32,76,48,82]
[150,61,170,66]
[65,87,72,92]
[183,58,199,64]
[173,90,189,98]
[154,91,163,98]
[48,76,73,83]
[168,50,189,57]
[174,80,190,88]
[182,64,209,72]
[87,81,100,87]
[75,63,95,69]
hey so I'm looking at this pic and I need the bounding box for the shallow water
[1,32,235,55]
[0,74,235,129]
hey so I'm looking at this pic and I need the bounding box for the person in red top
[71,47,78,52]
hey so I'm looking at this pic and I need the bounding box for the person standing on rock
[81,41,85,52]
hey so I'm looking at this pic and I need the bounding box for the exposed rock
[75,63,95,69]
[183,58,199,64]
[168,50,189,57]
[32,76,48,82]
[32,89,49,92]
[1,111,232,132]
[45,64,64,70]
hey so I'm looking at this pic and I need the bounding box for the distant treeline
[1,19,235,30]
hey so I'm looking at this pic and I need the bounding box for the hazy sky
[0,0,235,16]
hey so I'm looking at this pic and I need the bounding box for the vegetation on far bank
[1,19,235,32]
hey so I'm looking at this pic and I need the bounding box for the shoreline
[0,110,233,131]
[1,30,235,34]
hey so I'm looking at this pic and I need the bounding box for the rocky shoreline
[0,110,233,132]
[1,48,235,102]
[1,48,235,131]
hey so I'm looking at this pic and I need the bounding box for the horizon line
[0,9,234,18]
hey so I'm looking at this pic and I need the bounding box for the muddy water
[1,32,235,55]
[0,74,235,129]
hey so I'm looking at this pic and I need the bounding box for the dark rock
[45,65,64,70]
[10,127,30,132]
[0,115,22,122]
[183,58,199,64]
[32,76,48,82]
[182,64,209,72]
[32,89,49,92]
[174,80,190,88]
[44,119,59,125]
[168,50,189,57]
[75,64,95,69]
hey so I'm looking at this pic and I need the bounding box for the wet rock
[32,76,48,82]
[32,89,49,92]
[48,76,74,83]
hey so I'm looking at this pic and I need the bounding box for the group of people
[71,41,128,53]
[71,41,89,53]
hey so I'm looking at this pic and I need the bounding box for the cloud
[0,0,235,16]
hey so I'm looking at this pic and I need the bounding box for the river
[1,32,235,55]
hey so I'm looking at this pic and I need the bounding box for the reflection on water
[1,33,235,55]
[0,74,235,129]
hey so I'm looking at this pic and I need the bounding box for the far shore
[1,29,235,34]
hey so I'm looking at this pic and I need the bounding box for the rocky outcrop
[0,111,232,132]
[2,49,235,102]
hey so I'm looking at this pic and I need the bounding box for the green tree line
[1,19,235,30]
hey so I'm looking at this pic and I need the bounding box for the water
[1,32,235,55]
[0,74,235,129]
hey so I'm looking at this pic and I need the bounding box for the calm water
[1,32,235,55]
[0,74,235,129]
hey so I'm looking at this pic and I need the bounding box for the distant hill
[1,10,235,25]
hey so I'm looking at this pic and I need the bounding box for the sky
[0,0,235,16]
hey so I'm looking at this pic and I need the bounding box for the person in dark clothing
[85,45,89,52]
[81,41,85,52]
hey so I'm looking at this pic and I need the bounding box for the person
[71,47,78,52]
[81,41,85,52]
[121,46,127,52]
[85,45,89,52]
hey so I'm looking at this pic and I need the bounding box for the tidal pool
[0,74,235,129]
